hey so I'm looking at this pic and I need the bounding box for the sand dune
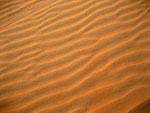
[0,0,150,113]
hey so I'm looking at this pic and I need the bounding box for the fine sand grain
[0,0,150,113]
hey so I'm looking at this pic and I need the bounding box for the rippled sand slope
[0,0,150,113]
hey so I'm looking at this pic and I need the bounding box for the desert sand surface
[0,0,150,113]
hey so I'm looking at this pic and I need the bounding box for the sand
[0,0,150,113]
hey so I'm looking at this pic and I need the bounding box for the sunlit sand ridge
[0,0,150,113]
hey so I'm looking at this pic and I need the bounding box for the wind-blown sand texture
[0,0,150,113]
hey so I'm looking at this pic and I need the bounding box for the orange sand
[0,0,150,113]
